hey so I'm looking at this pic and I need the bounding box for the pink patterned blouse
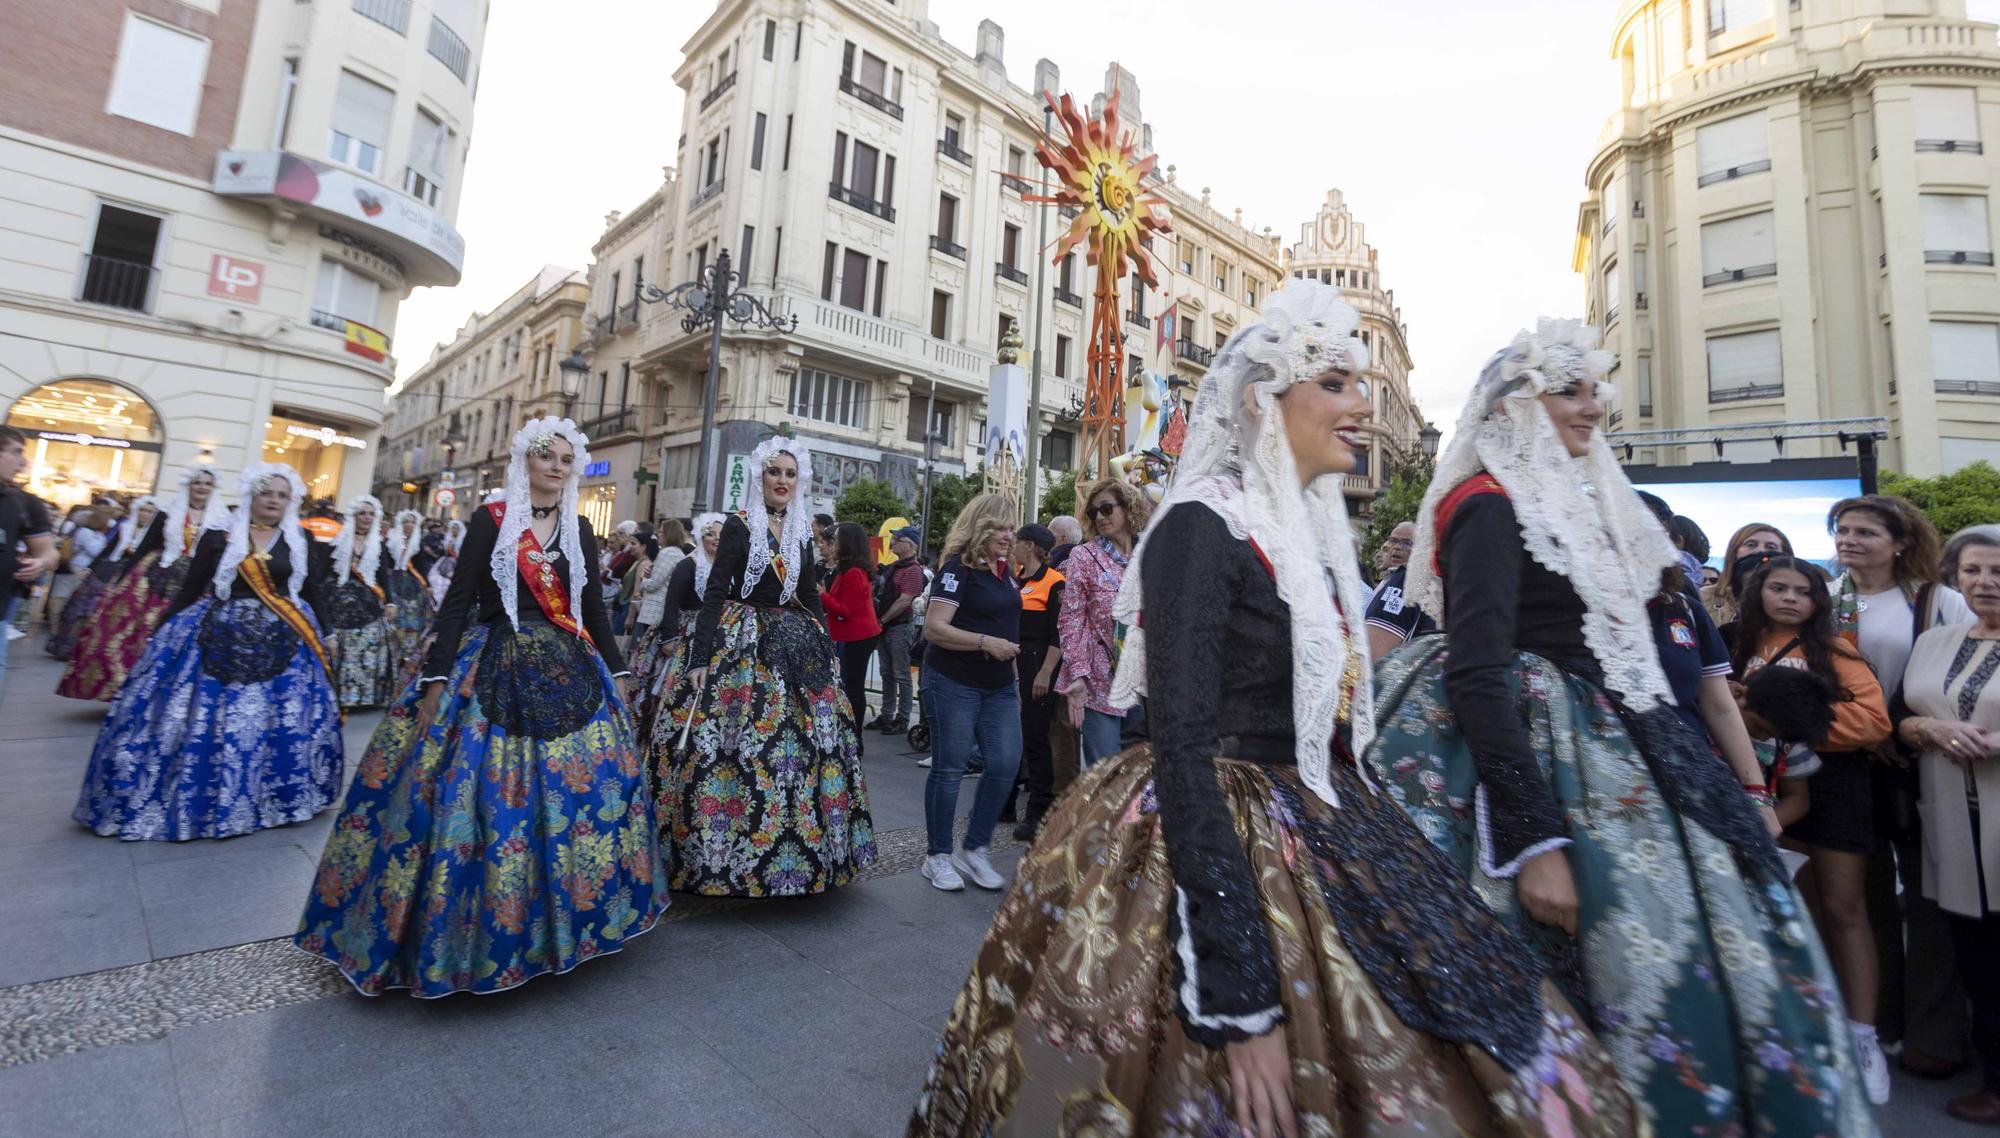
[1056,537,1132,716]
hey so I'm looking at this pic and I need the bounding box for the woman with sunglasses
[1055,478,1149,767]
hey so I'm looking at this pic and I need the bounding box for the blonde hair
[942,493,1018,569]
[1077,477,1151,541]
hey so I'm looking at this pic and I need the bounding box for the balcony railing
[1917,138,1983,154]
[1926,249,1996,265]
[936,138,972,165]
[690,177,725,211]
[352,0,409,34]
[1710,384,1784,404]
[1701,263,1777,287]
[1000,173,1035,195]
[828,182,895,222]
[1636,292,1649,311]
[1936,380,2000,396]
[592,312,617,339]
[427,16,470,80]
[1695,158,1771,188]
[837,76,904,120]
[1605,304,1620,323]
[995,262,1028,285]
[77,254,155,312]
[578,408,637,438]
[1053,287,1082,308]
[1059,205,1079,222]
[929,235,965,259]
[618,300,640,327]
[1125,310,1151,329]
[1175,340,1213,366]
[1639,403,1655,417]
[700,71,737,111]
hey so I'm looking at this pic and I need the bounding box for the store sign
[206,254,265,303]
[211,150,466,283]
[721,453,751,513]
[581,460,611,478]
[286,424,368,450]
[32,430,132,449]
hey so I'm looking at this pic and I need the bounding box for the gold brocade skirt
[907,746,1645,1138]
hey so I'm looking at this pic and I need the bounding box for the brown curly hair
[1077,477,1151,543]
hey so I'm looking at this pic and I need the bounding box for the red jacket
[821,565,883,643]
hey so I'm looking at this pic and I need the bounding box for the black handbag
[1873,583,1935,842]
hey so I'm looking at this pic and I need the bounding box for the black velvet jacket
[1440,492,1590,870]
[323,546,393,631]
[420,507,626,679]
[691,514,824,664]
[164,527,332,627]
[1141,503,1303,1045]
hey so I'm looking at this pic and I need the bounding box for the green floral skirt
[1366,637,1878,1138]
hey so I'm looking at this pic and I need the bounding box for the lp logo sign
[206,254,265,304]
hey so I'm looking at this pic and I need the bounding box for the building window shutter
[1700,211,1777,282]
[1695,110,1770,182]
[1604,261,1621,318]
[106,15,210,136]
[1706,329,1783,401]
[1920,194,1991,259]
[1931,322,2000,392]
[1914,87,1980,147]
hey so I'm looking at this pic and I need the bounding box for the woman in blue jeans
[920,493,1023,892]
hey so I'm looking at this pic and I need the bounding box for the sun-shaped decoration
[1027,85,1172,479]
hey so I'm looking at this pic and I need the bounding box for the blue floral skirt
[72,596,344,842]
[295,618,667,997]
[655,602,876,896]
[1366,637,1878,1138]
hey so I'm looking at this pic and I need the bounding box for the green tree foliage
[833,478,913,534]
[1038,469,1078,523]
[1362,460,1435,566]
[1880,461,2000,537]
[919,472,982,555]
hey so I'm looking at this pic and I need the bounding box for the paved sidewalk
[0,644,1987,1136]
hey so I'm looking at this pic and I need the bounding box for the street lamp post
[1022,97,1055,524]
[557,349,589,422]
[640,249,798,513]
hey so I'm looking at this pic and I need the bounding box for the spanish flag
[343,320,389,362]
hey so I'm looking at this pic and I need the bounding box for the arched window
[2,378,163,511]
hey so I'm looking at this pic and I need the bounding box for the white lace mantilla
[490,417,592,632]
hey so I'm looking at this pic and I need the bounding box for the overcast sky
[391,0,2000,425]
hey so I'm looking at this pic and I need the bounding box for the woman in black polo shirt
[920,492,1022,893]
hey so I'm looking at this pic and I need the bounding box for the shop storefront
[2,378,163,511]
[259,407,372,505]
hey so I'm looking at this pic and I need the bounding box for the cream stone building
[578,178,679,524]
[0,0,483,510]
[1576,0,2000,474]
[603,0,1319,519]
[374,266,593,524]
[1284,189,1426,490]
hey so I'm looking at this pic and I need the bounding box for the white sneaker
[3,626,22,641]
[1852,1024,1892,1106]
[952,847,1007,890]
[922,853,963,891]
[917,755,932,767]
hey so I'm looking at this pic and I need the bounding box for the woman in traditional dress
[57,468,218,700]
[320,495,398,710]
[656,437,877,897]
[637,512,722,738]
[911,282,1640,1138]
[44,503,120,658]
[1366,320,1876,1135]
[382,508,435,666]
[295,417,665,997]
[73,463,343,842]
[53,496,152,686]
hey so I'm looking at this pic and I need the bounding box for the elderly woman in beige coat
[1895,522,2000,1128]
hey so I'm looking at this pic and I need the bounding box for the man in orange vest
[1010,523,1066,841]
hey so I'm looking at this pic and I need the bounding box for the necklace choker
[530,504,558,519]
[769,505,788,518]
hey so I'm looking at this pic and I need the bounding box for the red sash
[487,502,592,643]
[1429,474,1508,574]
